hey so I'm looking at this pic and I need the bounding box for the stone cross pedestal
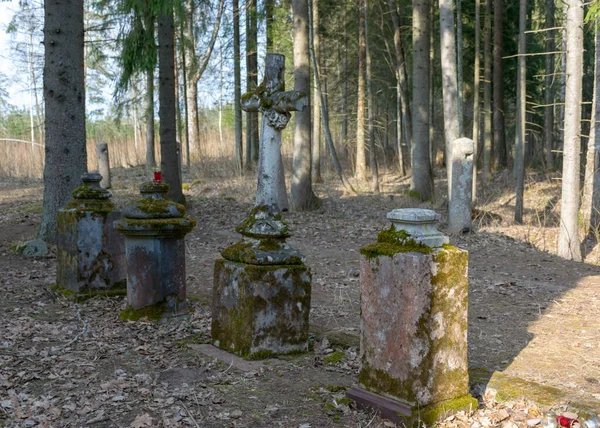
[115,181,195,321]
[449,138,474,234]
[211,54,311,359]
[96,142,111,189]
[347,208,477,425]
[56,172,125,297]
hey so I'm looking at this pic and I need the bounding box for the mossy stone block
[211,260,311,359]
[358,245,470,407]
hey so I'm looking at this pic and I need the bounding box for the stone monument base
[211,259,311,359]
[346,386,478,426]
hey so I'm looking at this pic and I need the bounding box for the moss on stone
[360,225,432,260]
[71,182,108,199]
[135,197,186,216]
[415,394,479,425]
[64,199,116,214]
[324,350,345,364]
[120,303,168,322]
[51,284,126,302]
[117,217,196,234]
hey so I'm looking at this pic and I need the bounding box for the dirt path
[1,169,599,427]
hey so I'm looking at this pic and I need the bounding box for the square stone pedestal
[211,259,311,359]
[348,244,477,425]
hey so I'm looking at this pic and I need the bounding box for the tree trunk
[544,0,555,170]
[312,0,322,183]
[233,0,243,173]
[558,0,583,261]
[180,17,191,169]
[514,0,526,223]
[245,0,259,166]
[483,0,492,188]
[265,0,274,52]
[39,0,87,244]
[581,23,600,233]
[184,0,199,158]
[410,0,433,201]
[158,9,183,203]
[341,0,349,155]
[365,0,379,194]
[456,0,463,136]
[472,0,480,205]
[290,0,319,211]
[493,0,507,168]
[146,69,156,168]
[387,0,411,175]
[439,0,460,199]
[355,0,367,182]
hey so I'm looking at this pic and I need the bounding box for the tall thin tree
[233,0,243,173]
[558,0,584,261]
[544,0,555,170]
[245,0,259,166]
[355,0,367,182]
[514,0,526,223]
[472,0,480,204]
[493,0,507,168]
[365,0,379,193]
[312,0,322,183]
[483,0,492,188]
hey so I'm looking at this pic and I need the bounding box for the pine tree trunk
[514,0,526,223]
[180,18,191,169]
[355,0,367,182]
[158,8,183,203]
[290,0,319,211]
[544,0,555,170]
[233,0,243,173]
[410,0,433,201]
[39,0,87,244]
[472,0,480,205]
[265,0,274,52]
[341,0,349,155]
[439,0,460,199]
[558,0,583,261]
[483,0,492,188]
[456,0,463,136]
[581,23,600,233]
[365,0,379,194]
[312,0,322,183]
[493,0,507,168]
[146,69,156,169]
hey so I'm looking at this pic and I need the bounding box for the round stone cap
[386,208,448,248]
[122,181,186,220]
[387,208,440,224]
[72,172,111,200]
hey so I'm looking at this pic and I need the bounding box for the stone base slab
[211,259,311,359]
[346,386,478,426]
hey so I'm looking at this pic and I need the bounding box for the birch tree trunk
[581,23,600,234]
[472,0,480,205]
[514,0,526,224]
[558,0,583,261]
[290,0,319,210]
[493,0,507,168]
[410,0,433,201]
[39,0,87,243]
[439,0,459,200]
[544,0,555,170]
[355,0,367,182]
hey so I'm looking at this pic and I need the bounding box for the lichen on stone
[360,225,432,259]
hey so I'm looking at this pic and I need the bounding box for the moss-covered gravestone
[56,172,126,297]
[211,53,311,359]
[115,181,195,320]
[347,209,477,425]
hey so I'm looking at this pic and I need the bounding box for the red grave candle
[153,171,162,183]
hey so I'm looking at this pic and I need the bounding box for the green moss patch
[415,394,479,425]
[120,302,170,322]
[360,225,432,260]
[324,350,345,364]
[135,197,186,216]
[71,182,108,199]
[50,284,126,302]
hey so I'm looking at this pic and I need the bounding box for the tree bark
[456,0,463,136]
[290,0,319,211]
[341,0,349,155]
[483,0,492,188]
[146,68,156,168]
[514,0,526,223]
[439,0,460,199]
[558,0,583,261]
[158,9,183,203]
[265,0,274,52]
[581,23,600,233]
[472,0,480,205]
[312,0,322,183]
[184,0,199,157]
[245,0,259,166]
[355,0,367,182]
[39,0,87,244]
[544,0,555,170]
[365,0,379,194]
[233,0,243,173]
[410,0,433,201]
[493,0,507,168]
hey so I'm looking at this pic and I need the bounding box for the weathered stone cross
[241,53,307,211]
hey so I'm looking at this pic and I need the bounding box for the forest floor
[1,165,600,427]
